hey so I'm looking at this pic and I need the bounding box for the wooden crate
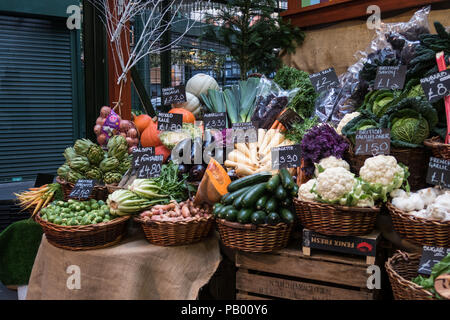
[236,242,383,300]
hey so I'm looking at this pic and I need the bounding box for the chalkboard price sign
[136,154,163,179]
[418,246,450,276]
[203,112,227,130]
[132,147,155,170]
[355,128,390,156]
[161,85,186,105]
[426,157,449,188]
[420,70,450,103]
[271,144,302,170]
[69,179,95,199]
[277,108,303,131]
[374,65,407,90]
[309,67,340,93]
[231,122,258,143]
[157,113,183,132]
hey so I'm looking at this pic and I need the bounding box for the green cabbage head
[391,116,429,145]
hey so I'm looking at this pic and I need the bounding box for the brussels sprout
[85,205,91,212]
[74,205,82,211]
[57,201,65,207]
[96,210,105,218]
[94,216,103,223]
[53,217,62,225]
[68,199,75,204]
[98,200,105,206]
[91,203,100,210]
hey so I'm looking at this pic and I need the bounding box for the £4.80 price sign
[137,155,163,179]
[271,145,302,170]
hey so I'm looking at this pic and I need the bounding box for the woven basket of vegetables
[35,199,129,250]
[387,202,450,248]
[134,200,215,246]
[56,176,108,201]
[424,136,450,160]
[385,251,435,300]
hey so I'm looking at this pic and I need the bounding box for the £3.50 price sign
[271,145,302,170]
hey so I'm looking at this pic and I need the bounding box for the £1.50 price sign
[271,145,302,170]
[355,128,390,156]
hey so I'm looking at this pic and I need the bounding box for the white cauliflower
[356,197,375,208]
[315,167,356,203]
[298,179,317,202]
[336,112,360,135]
[314,156,350,177]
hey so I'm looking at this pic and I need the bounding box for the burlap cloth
[26,224,221,300]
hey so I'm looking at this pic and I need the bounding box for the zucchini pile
[213,170,297,225]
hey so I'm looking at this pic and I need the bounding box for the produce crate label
[374,65,407,90]
[277,108,303,130]
[157,113,183,132]
[271,144,302,170]
[420,70,450,103]
[355,128,390,156]
[203,112,227,130]
[418,246,450,276]
[161,85,186,105]
[69,179,95,199]
[309,67,340,93]
[231,122,258,143]
[101,109,121,142]
[426,157,449,188]
[303,229,378,257]
[137,155,163,179]
[132,147,155,170]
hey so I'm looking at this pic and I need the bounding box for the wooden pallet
[236,242,383,300]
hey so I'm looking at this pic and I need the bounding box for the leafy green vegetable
[341,111,379,144]
[412,253,450,299]
[284,116,319,144]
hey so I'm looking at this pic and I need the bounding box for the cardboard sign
[277,108,304,131]
[157,113,183,132]
[69,179,95,199]
[132,147,155,170]
[426,157,449,188]
[271,144,302,170]
[136,154,163,179]
[420,70,450,103]
[309,67,340,93]
[161,85,186,105]
[203,112,227,130]
[374,65,407,90]
[418,246,450,276]
[355,128,390,156]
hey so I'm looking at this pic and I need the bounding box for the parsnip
[257,129,266,148]
[227,149,253,166]
[248,142,258,165]
[225,159,257,169]
[236,143,250,157]
[259,129,275,156]
[235,164,256,176]
[261,131,285,155]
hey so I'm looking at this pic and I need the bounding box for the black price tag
[231,122,258,143]
[374,65,407,90]
[309,67,340,93]
[132,147,155,170]
[204,112,227,130]
[355,128,390,156]
[69,179,95,199]
[420,70,450,103]
[136,154,163,179]
[277,108,303,131]
[157,112,183,132]
[162,85,186,105]
[271,144,302,170]
[418,246,450,276]
[426,157,449,188]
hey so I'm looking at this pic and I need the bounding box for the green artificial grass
[0,219,43,286]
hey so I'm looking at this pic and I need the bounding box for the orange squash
[169,108,195,124]
[155,145,171,163]
[134,114,152,134]
[140,121,162,147]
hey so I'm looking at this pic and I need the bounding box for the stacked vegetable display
[214,170,296,225]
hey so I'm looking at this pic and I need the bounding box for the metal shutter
[0,15,74,182]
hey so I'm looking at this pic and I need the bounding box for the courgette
[280,208,294,224]
[291,184,299,197]
[227,172,272,192]
[233,190,248,209]
[225,207,239,222]
[237,208,253,224]
[255,195,269,210]
[212,203,223,217]
[251,211,267,225]
[267,212,281,225]
[242,183,268,208]
[222,186,253,205]
[221,192,231,204]
[279,168,294,190]
[266,174,280,192]
[218,205,233,219]
[275,184,287,200]
[265,197,278,213]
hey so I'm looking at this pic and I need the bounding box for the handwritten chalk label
[136,154,163,179]
[157,112,183,132]
[277,108,304,131]
[426,157,449,188]
[161,85,186,105]
[418,246,450,276]
[132,147,155,170]
[420,70,450,103]
[69,179,95,199]
[309,67,340,93]
[271,144,302,170]
[355,128,390,156]
[204,112,227,130]
[374,65,407,90]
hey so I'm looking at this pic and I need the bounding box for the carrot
[42,193,53,209]
[270,120,279,130]
[32,198,45,217]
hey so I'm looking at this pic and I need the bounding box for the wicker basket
[385,251,435,300]
[34,213,130,250]
[424,136,450,160]
[344,143,431,191]
[387,202,450,247]
[216,219,292,253]
[293,198,379,236]
[56,176,108,201]
[106,183,122,194]
[134,215,215,246]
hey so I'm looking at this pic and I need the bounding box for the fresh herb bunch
[154,161,189,202]
[300,124,349,176]
[284,116,319,144]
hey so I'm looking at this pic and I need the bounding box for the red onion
[100,106,111,118]
[96,117,105,126]
[132,138,139,146]
[93,124,102,136]
[128,146,137,154]
[126,137,134,147]
[97,133,107,145]
[127,128,138,138]
[119,120,131,132]
[119,132,127,138]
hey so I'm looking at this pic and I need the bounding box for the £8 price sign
[271,145,302,170]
